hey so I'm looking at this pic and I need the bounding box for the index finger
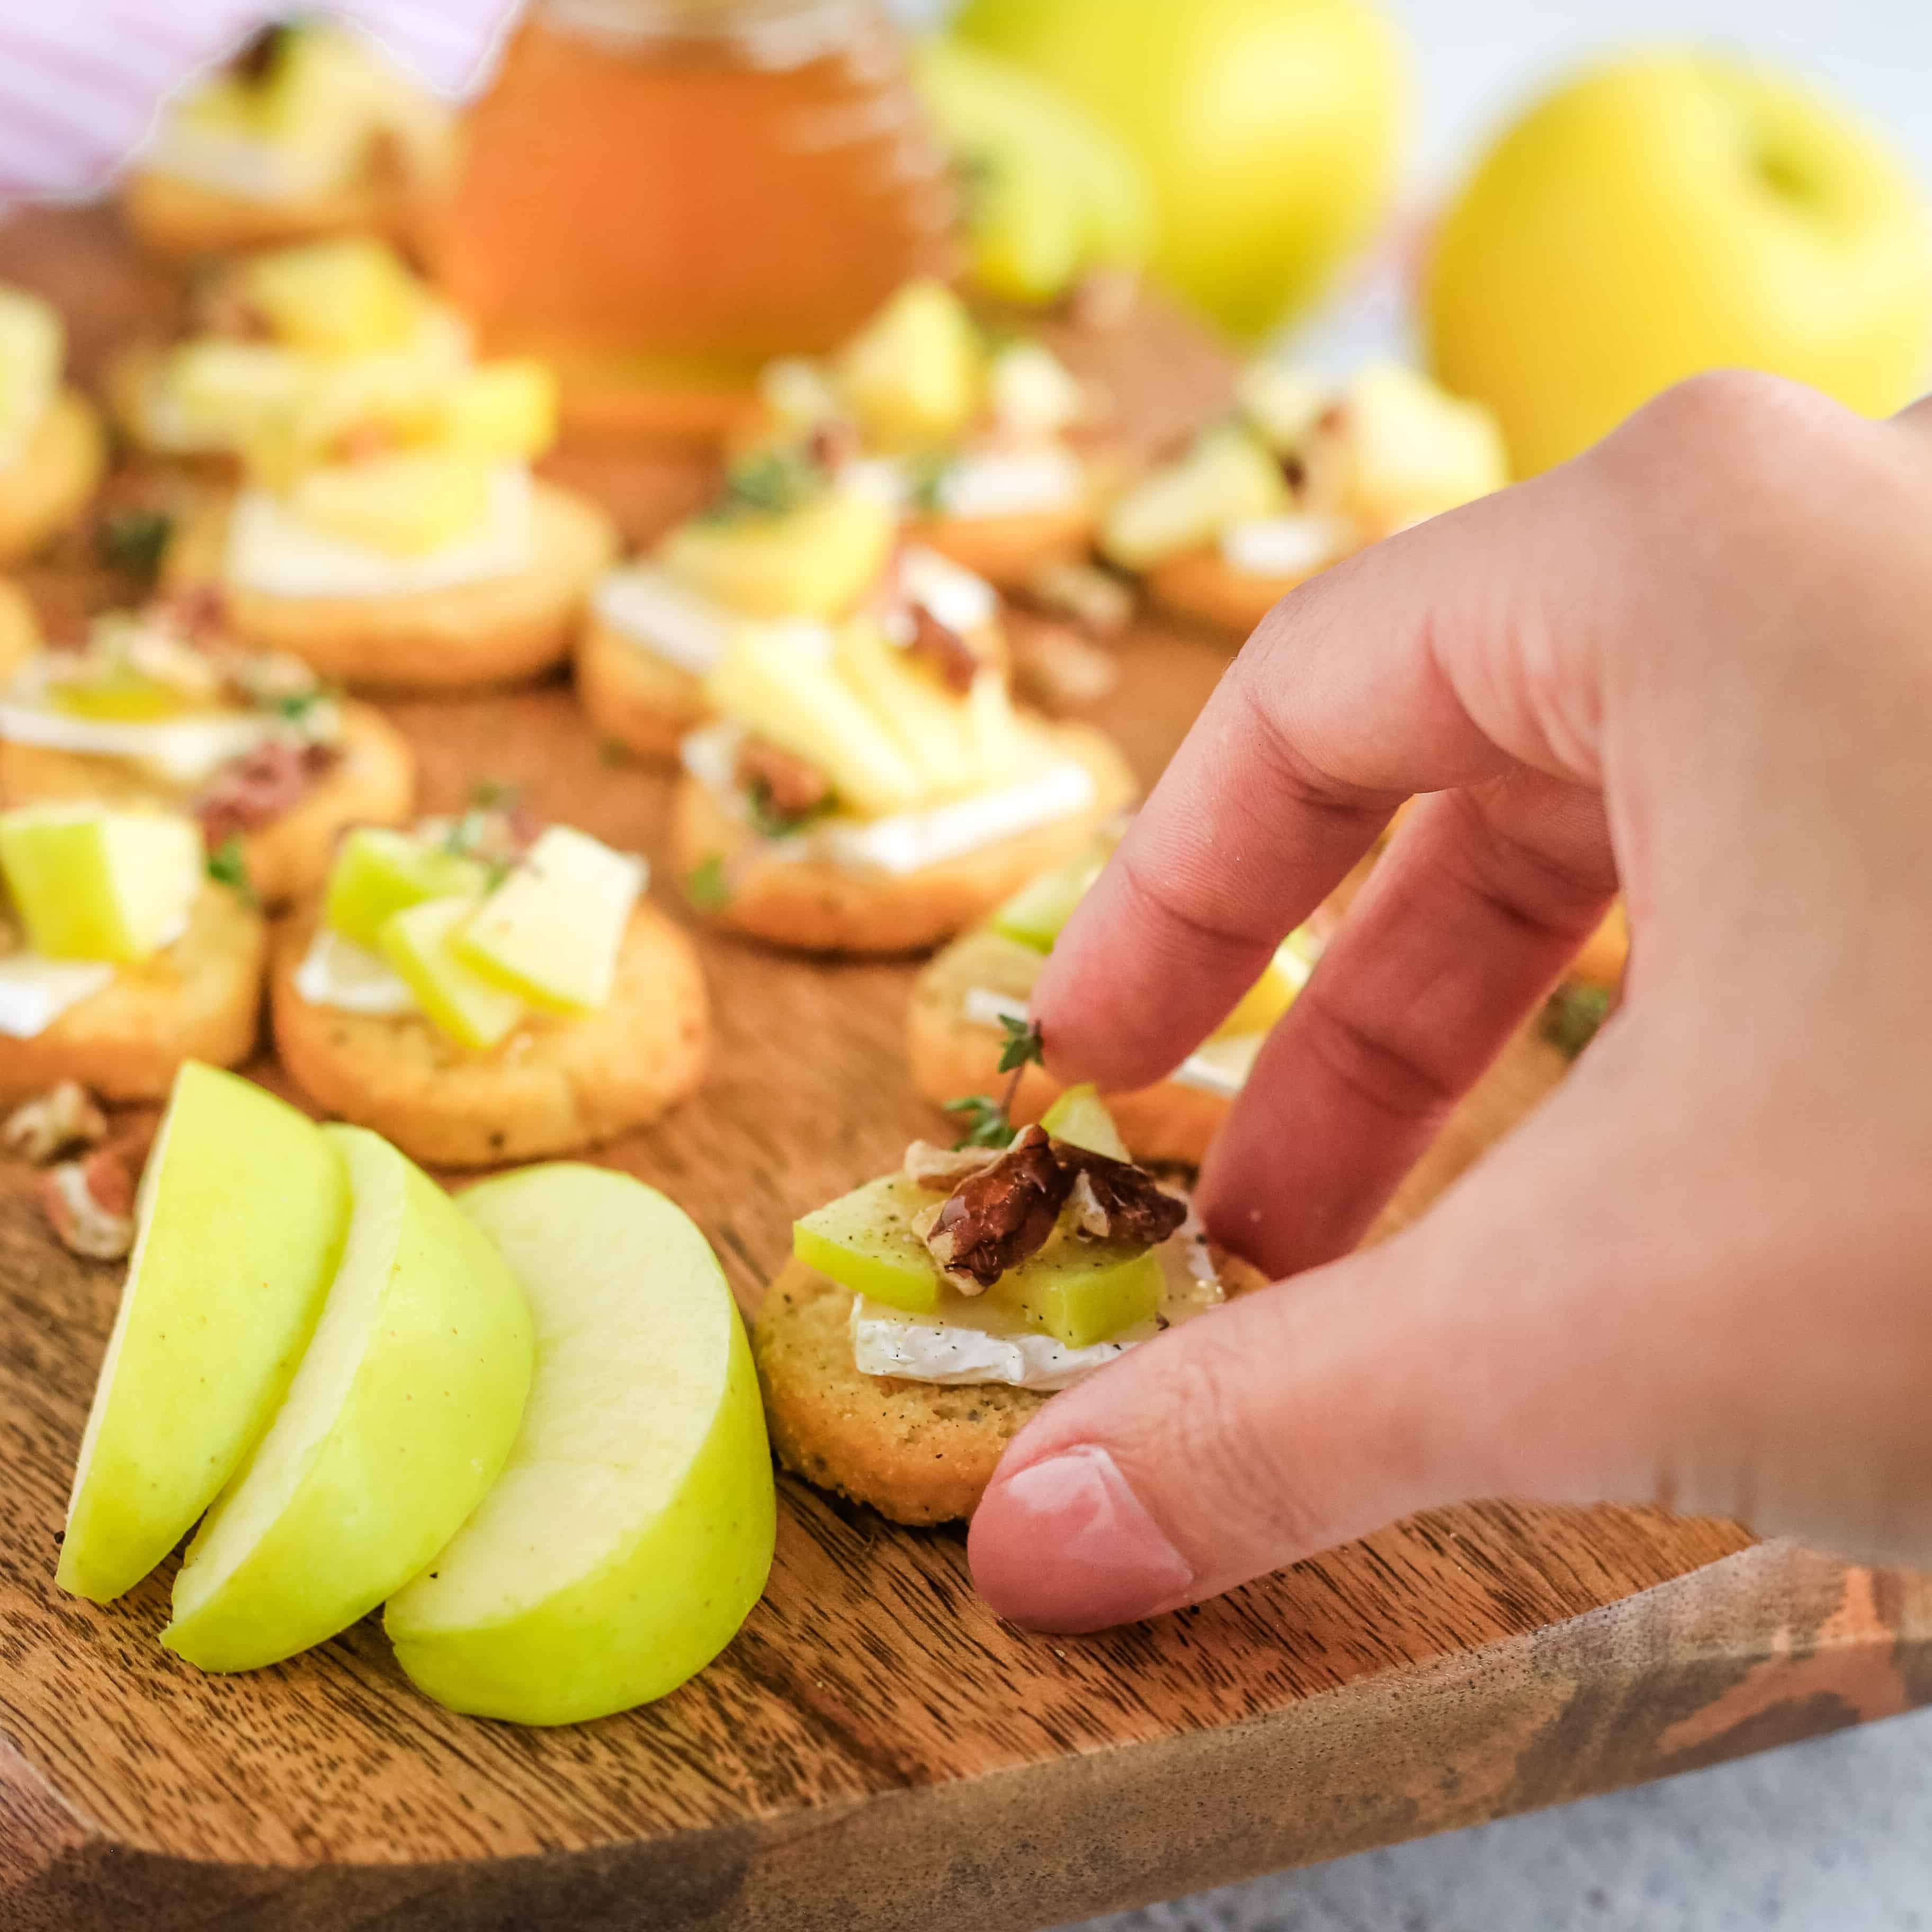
[1034,464,1613,1092]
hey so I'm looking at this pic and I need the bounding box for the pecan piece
[1008,614,1119,714]
[925,1124,1073,1292]
[1020,559,1134,638]
[1055,1144,1187,1249]
[902,1139,1001,1193]
[156,583,230,645]
[2,1082,108,1166]
[41,1152,136,1262]
[198,739,337,844]
[735,735,831,824]
[902,604,980,696]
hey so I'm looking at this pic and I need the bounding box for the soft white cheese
[1219,513,1349,580]
[839,454,913,511]
[935,444,1086,521]
[896,544,998,637]
[0,956,116,1039]
[851,1209,1225,1392]
[962,986,1264,1101]
[292,927,418,1015]
[0,699,279,788]
[593,566,836,678]
[988,343,1086,440]
[225,462,533,600]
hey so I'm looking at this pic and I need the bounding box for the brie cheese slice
[0,956,116,1039]
[0,701,278,788]
[292,927,418,1016]
[595,566,837,679]
[1219,514,1348,579]
[935,445,1086,521]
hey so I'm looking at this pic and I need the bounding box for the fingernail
[968,1445,1195,1633]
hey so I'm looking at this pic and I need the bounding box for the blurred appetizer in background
[0,289,106,567]
[1102,360,1507,633]
[744,279,1106,589]
[670,575,1133,953]
[579,441,1001,762]
[137,239,614,688]
[0,589,412,905]
[0,803,264,1104]
[909,838,1328,1165]
[119,19,459,261]
[272,802,707,1166]
[755,1083,1263,1524]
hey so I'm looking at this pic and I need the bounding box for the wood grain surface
[2,204,1929,1932]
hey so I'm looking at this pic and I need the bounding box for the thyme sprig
[945,1017,1045,1150]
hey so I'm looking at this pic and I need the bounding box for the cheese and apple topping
[226,460,533,598]
[594,567,823,679]
[1219,513,1350,580]
[928,443,1087,521]
[683,720,1093,875]
[293,817,646,1046]
[0,288,62,472]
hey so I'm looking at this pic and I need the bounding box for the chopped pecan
[807,418,862,475]
[198,739,337,844]
[925,1125,1072,1292]
[41,1155,136,1262]
[903,1139,1001,1193]
[2,1083,108,1166]
[903,604,980,696]
[1008,614,1118,714]
[1020,559,1134,637]
[735,736,831,824]
[1054,1144,1187,1249]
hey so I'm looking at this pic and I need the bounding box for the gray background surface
[1067,0,1932,1925]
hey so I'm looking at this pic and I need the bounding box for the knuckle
[1296,979,1463,1127]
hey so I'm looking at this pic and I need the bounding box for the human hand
[969,372,1932,1631]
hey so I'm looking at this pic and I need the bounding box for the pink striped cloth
[0,3,516,203]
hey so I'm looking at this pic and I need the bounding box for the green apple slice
[452,826,643,1015]
[0,805,204,964]
[377,895,524,1050]
[834,618,978,795]
[386,1165,774,1725]
[163,1125,534,1672]
[834,278,984,448]
[1038,1082,1130,1160]
[793,1174,944,1315]
[1100,423,1289,570]
[57,1064,351,1605]
[989,851,1103,951]
[990,1234,1164,1349]
[323,827,490,951]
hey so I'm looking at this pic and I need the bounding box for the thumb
[967,1051,1706,1632]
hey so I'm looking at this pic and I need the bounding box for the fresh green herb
[946,1018,1046,1149]
[700,449,822,524]
[97,510,174,578]
[687,854,731,911]
[206,835,255,905]
[272,689,321,724]
[906,452,952,517]
[996,1014,1046,1075]
[945,1094,1017,1151]
[745,782,830,843]
[1542,982,1613,1059]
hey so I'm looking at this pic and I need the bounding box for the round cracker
[0,700,415,906]
[671,721,1135,954]
[908,925,1231,1168]
[118,167,430,261]
[754,1246,1270,1525]
[271,897,709,1167]
[165,480,619,692]
[0,391,106,566]
[0,882,265,1105]
[906,499,1095,592]
[1146,542,1344,637]
[574,610,707,763]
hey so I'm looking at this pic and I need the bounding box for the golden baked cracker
[672,721,1136,955]
[0,882,265,1104]
[754,1248,1271,1525]
[165,481,619,692]
[0,392,106,566]
[574,611,708,763]
[271,898,709,1168]
[908,925,1232,1168]
[1146,541,1340,638]
[0,700,415,906]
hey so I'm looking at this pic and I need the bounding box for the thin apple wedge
[163,1125,534,1673]
[387,1165,774,1725]
[57,1063,352,1605]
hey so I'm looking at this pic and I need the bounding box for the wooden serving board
[2,205,1929,1932]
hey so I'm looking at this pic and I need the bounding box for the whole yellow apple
[1425,53,1932,476]
[951,0,1406,341]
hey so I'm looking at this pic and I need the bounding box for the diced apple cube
[0,805,203,964]
[434,360,557,462]
[1038,1083,1130,1160]
[1212,928,1318,1040]
[1311,363,1509,533]
[323,827,491,951]
[1235,361,1329,455]
[661,485,896,621]
[793,1174,944,1315]
[835,280,985,449]
[989,851,1104,951]
[377,896,523,1052]
[453,826,643,1015]
[992,1232,1164,1349]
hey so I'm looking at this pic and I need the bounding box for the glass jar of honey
[435,0,958,436]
